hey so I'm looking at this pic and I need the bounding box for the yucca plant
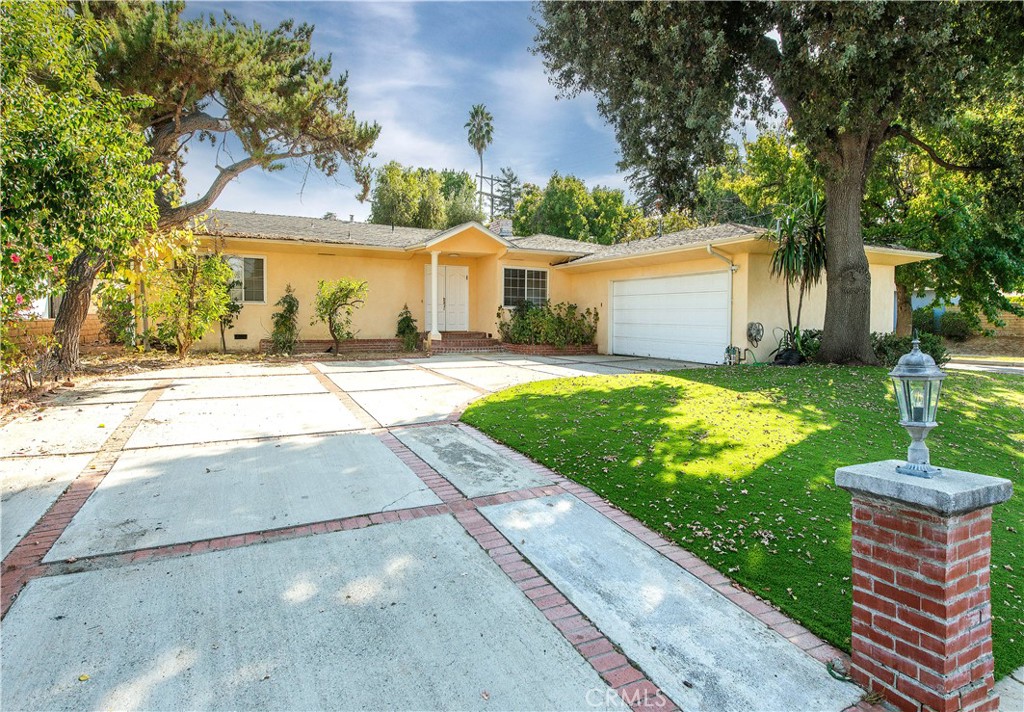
[768,192,826,357]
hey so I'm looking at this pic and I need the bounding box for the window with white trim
[227,256,266,303]
[503,267,548,307]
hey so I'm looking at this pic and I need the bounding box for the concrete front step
[439,331,489,339]
[433,340,502,347]
[430,344,507,354]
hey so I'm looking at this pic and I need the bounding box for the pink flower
[15,294,24,305]
[46,254,53,262]
[10,254,20,264]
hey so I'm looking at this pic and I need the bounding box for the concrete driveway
[1,353,864,711]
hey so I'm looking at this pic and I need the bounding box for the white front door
[424,265,469,332]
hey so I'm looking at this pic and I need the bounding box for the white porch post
[429,251,442,341]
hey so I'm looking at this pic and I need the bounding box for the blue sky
[184,1,626,221]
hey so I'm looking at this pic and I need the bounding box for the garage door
[611,272,730,364]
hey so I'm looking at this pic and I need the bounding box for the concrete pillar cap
[836,460,1012,516]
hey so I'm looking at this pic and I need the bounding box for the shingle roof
[509,234,603,255]
[198,210,774,264]
[565,222,767,265]
[198,210,441,249]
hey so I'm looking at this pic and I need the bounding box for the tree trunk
[818,136,879,365]
[478,153,484,212]
[784,281,793,335]
[52,251,106,372]
[895,279,913,337]
[140,278,150,351]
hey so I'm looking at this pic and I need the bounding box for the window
[227,256,265,303]
[503,267,548,307]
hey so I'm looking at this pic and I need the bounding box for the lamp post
[889,338,946,478]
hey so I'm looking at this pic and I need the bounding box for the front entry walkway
[1,354,866,711]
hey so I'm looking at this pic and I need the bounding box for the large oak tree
[535,1,1023,363]
[51,1,380,368]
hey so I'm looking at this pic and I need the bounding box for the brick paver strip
[0,379,172,617]
[304,362,383,430]
[449,508,680,712]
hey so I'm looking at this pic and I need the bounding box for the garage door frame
[608,268,733,364]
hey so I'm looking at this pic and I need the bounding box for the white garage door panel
[615,272,725,296]
[611,272,730,364]
[613,308,729,329]
[614,323,727,342]
[613,338,726,364]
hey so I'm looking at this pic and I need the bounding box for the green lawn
[462,366,1024,679]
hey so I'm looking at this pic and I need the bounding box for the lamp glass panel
[892,378,910,422]
[926,379,943,421]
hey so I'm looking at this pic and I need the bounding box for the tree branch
[888,125,992,173]
[149,111,233,162]
[156,148,314,230]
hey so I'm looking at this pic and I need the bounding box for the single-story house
[196,210,937,364]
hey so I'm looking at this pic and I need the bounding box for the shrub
[96,281,136,346]
[219,279,243,353]
[871,332,949,368]
[270,284,300,355]
[150,252,233,359]
[797,328,822,360]
[496,301,599,347]
[912,307,938,335]
[312,278,368,353]
[395,304,419,351]
[939,310,973,341]
[1,316,57,393]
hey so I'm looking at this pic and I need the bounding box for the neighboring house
[197,210,937,364]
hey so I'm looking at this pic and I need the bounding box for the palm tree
[465,104,494,211]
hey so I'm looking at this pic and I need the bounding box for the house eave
[555,233,764,272]
[200,233,410,255]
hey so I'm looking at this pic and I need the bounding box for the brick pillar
[836,461,1012,712]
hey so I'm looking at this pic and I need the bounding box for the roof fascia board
[505,246,592,257]
[865,245,941,260]
[199,234,408,254]
[555,233,763,270]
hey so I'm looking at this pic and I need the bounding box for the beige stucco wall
[198,238,424,351]
[736,256,896,361]
[198,230,574,351]
[199,231,900,357]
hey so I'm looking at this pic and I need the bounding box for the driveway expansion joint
[399,357,490,395]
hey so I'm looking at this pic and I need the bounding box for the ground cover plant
[462,366,1024,678]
